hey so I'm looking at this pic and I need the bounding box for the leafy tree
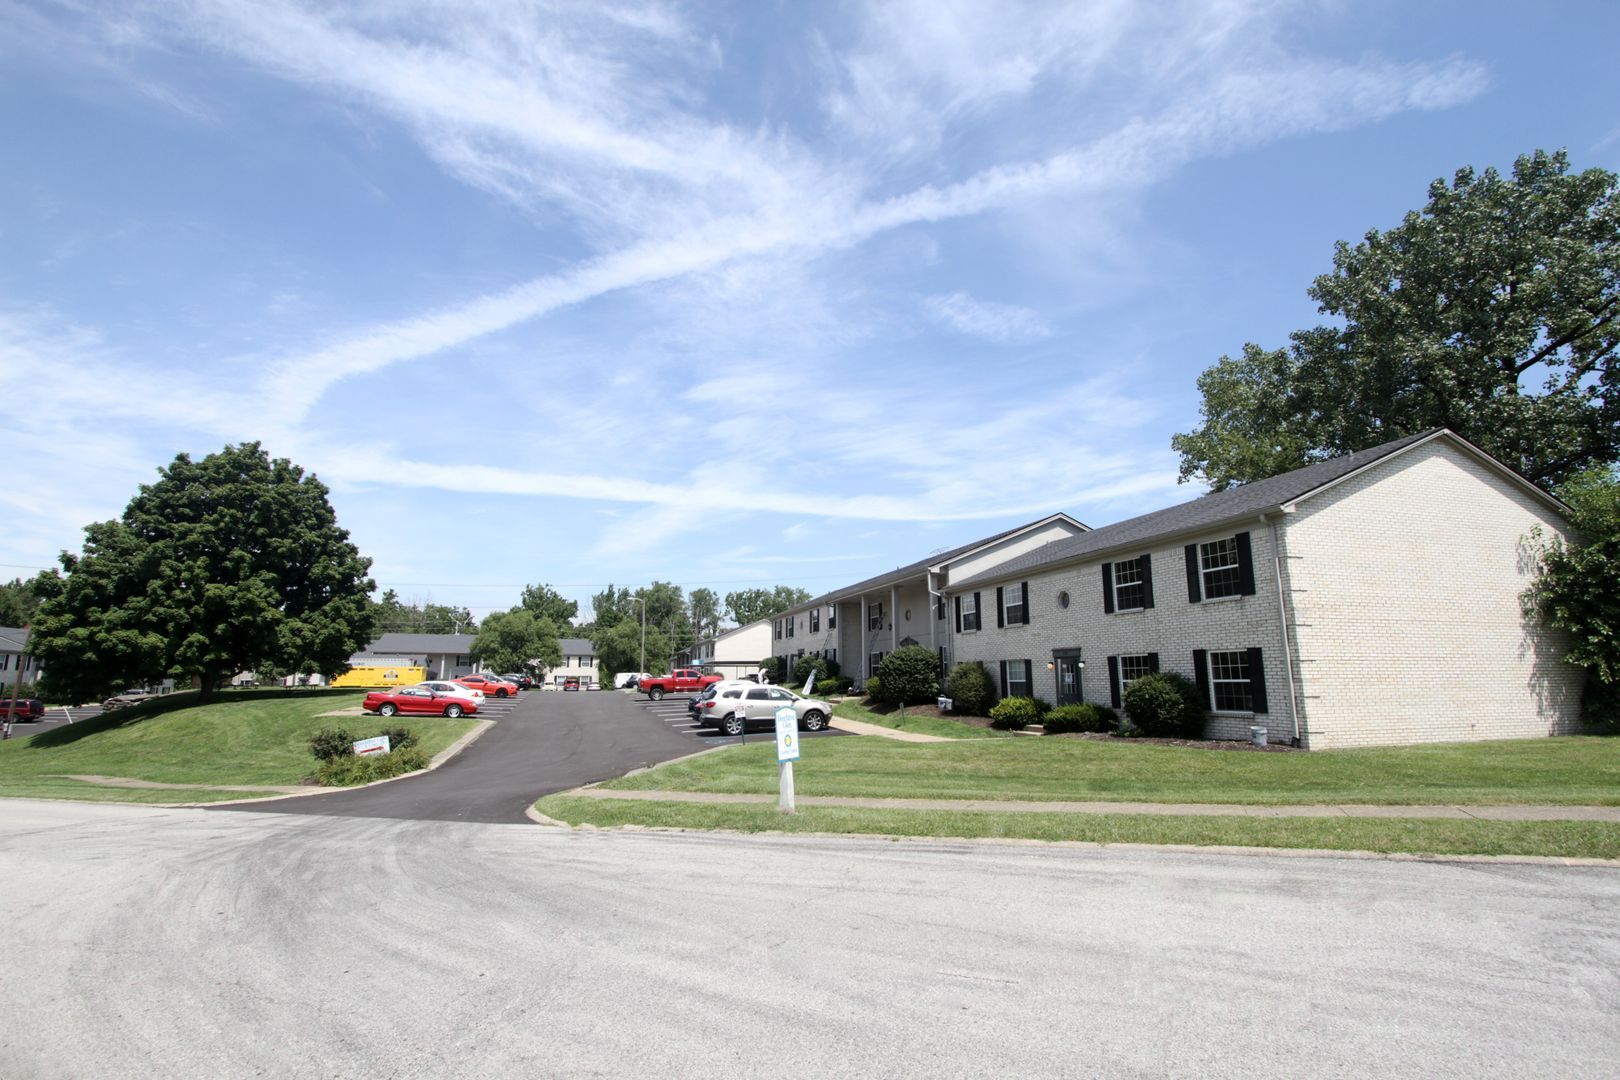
[590,584,632,632]
[1174,150,1620,491]
[593,619,670,682]
[791,655,830,687]
[724,585,811,626]
[471,609,562,675]
[1526,465,1620,728]
[877,645,942,705]
[372,589,477,634]
[518,583,578,628]
[0,574,51,626]
[30,443,375,703]
[688,587,721,640]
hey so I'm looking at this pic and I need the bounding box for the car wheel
[378,703,398,717]
[496,688,508,698]
[444,704,463,718]
[649,687,664,700]
[721,713,745,737]
[802,710,827,731]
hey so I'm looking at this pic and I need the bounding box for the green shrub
[308,727,354,762]
[945,662,996,716]
[792,656,831,686]
[877,646,942,705]
[312,746,431,786]
[1121,672,1207,738]
[989,696,1040,730]
[1032,697,1052,717]
[818,675,854,695]
[375,727,419,753]
[864,676,885,703]
[1042,703,1114,734]
[759,657,783,683]
[1092,703,1119,729]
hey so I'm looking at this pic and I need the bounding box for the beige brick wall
[1281,440,1582,749]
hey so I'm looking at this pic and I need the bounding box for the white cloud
[923,292,1050,342]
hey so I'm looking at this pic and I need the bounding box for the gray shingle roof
[792,513,1085,612]
[950,430,1477,590]
[560,638,593,654]
[360,633,475,655]
[0,626,29,651]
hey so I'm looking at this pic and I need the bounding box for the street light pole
[627,596,646,676]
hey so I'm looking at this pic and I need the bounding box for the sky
[3,1,1618,626]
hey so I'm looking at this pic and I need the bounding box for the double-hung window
[1118,654,1153,688]
[1112,558,1145,610]
[810,608,820,633]
[1194,648,1268,713]
[868,602,885,631]
[959,593,980,632]
[774,620,782,640]
[869,651,885,677]
[1000,582,1028,626]
[1199,539,1242,599]
[828,605,837,630]
[1001,659,1031,698]
[786,617,794,639]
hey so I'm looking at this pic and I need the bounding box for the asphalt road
[214,688,698,824]
[3,799,1617,1078]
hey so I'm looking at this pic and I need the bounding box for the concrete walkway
[829,716,954,742]
[561,787,1620,822]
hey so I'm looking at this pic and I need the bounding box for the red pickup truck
[640,668,725,700]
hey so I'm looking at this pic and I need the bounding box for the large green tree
[470,609,562,675]
[1526,466,1620,727]
[724,585,811,626]
[592,619,671,682]
[371,589,477,634]
[30,443,376,703]
[518,583,578,628]
[1174,150,1620,491]
[0,574,51,627]
[688,587,721,640]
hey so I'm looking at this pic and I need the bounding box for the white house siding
[944,519,1088,585]
[951,527,1292,742]
[1279,440,1582,749]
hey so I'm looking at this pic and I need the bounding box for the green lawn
[591,733,1620,806]
[0,694,478,803]
[833,699,1013,739]
[534,795,1620,859]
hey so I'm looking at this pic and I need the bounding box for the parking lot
[2,701,104,738]
[629,689,851,746]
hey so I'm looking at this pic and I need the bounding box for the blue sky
[3,1,1617,625]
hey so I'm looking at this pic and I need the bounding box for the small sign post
[354,735,391,757]
[774,706,799,813]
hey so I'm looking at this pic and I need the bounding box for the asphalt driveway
[213,689,697,824]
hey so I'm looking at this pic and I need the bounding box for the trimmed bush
[818,675,854,696]
[1042,703,1114,734]
[791,655,831,686]
[759,657,783,683]
[864,676,884,703]
[988,695,1040,730]
[375,727,419,753]
[1092,703,1120,729]
[877,646,942,706]
[308,728,354,762]
[1121,672,1207,738]
[945,662,996,716]
[1031,697,1052,718]
[312,746,431,786]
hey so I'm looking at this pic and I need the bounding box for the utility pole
[626,596,646,675]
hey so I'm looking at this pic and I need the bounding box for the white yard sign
[354,735,391,756]
[774,706,799,813]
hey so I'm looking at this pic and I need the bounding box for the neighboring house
[0,626,38,690]
[540,638,600,687]
[774,514,1089,683]
[943,430,1582,749]
[352,633,477,680]
[678,619,772,681]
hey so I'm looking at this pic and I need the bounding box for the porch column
[860,596,869,679]
[889,585,898,653]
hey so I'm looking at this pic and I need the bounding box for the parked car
[693,683,833,737]
[613,671,650,690]
[363,687,479,718]
[413,681,483,704]
[453,674,519,698]
[639,668,725,700]
[102,691,156,710]
[498,673,534,690]
[562,676,581,691]
[0,698,45,721]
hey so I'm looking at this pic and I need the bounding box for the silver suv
[693,682,832,737]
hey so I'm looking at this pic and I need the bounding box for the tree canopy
[0,575,49,627]
[724,585,811,626]
[517,583,578,628]
[31,443,376,703]
[1173,150,1620,492]
[470,609,562,674]
[592,619,671,681]
[688,587,721,641]
[371,589,477,634]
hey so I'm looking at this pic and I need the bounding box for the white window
[1004,582,1026,625]
[869,651,885,676]
[1200,539,1242,600]
[1003,659,1031,698]
[868,602,885,631]
[1210,650,1254,711]
[774,620,782,640]
[961,594,980,632]
[810,609,820,633]
[1113,558,1145,610]
[786,617,794,639]
[1118,654,1153,690]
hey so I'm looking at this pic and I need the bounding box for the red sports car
[453,673,519,698]
[363,686,479,718]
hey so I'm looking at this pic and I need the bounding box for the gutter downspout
[1266,514,1303,746]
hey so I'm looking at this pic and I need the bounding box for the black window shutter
[999,660,1009,697]
[973,592,981,631]
[996,586,1005,628]
[1237,532,1256,596]
[1193,649,1209,706]
[1147,652,1160,673]
[954,595,962,634]
[1247,647,1268,713]
[1024,660,1032,690]
[1185,544,1202,603]
[1020,582,1030,624]
[1107,656,1121,708]
[1141,553,1155,609]
[1102,564,1115,613]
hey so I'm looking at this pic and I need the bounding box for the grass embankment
[535,734,1620,857]
[0,693,477,804]
[833,699,1013,739]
